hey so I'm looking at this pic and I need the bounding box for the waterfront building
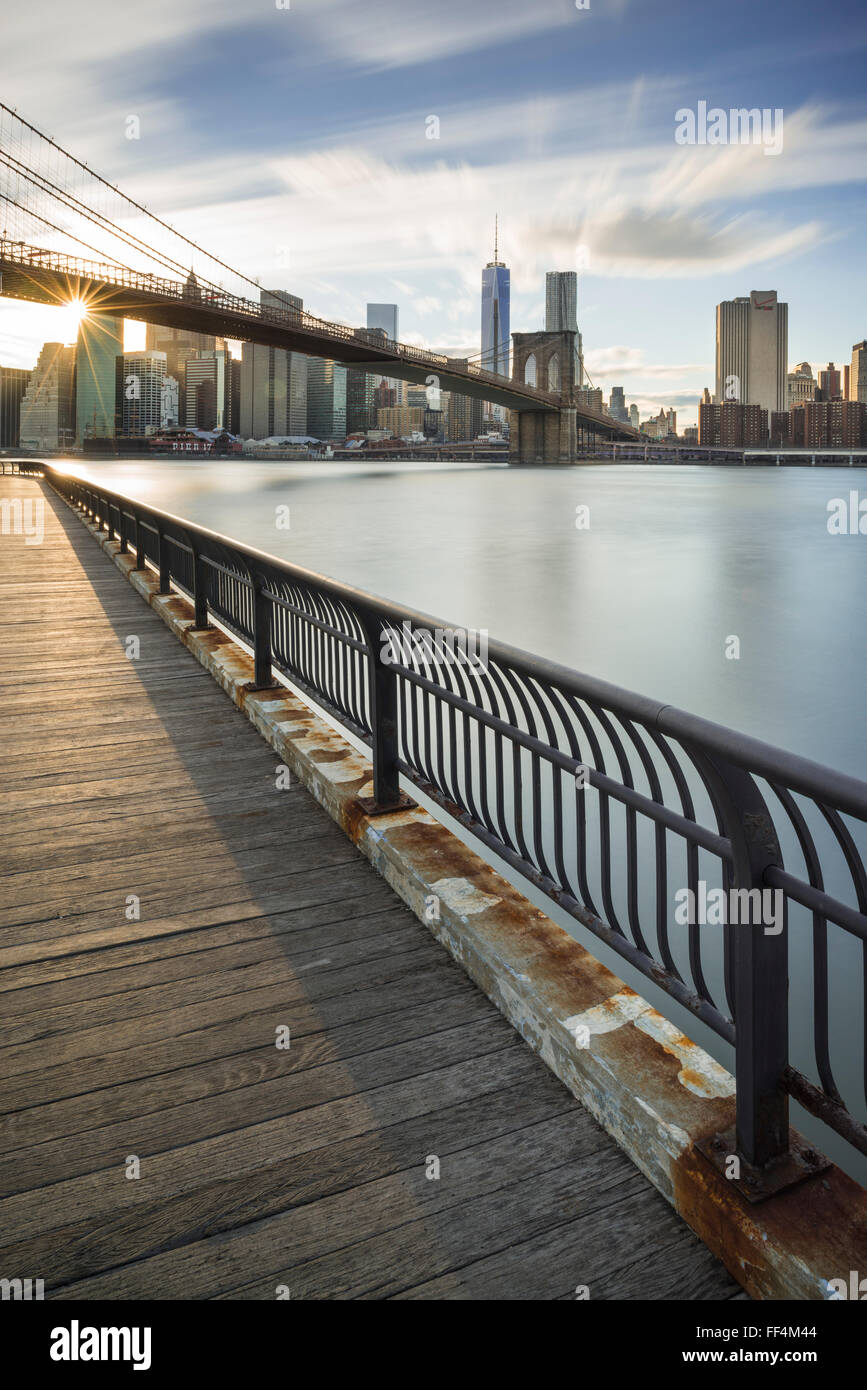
[769,411,790,445]
[239,290,307,438]
[0,364,32,447]
[346,367,376,435]
[76,315,123,444]
[120,351,166,436]
[481,219,510,377]
[447,393,483,441]
[18,343,76,451]
[376,406,425,436]
[804,399,866,447]
[184,348,231,430]
[699,399,768,446]
[715,292,787,415]
[307,358,347,440]
[628,403,640,429]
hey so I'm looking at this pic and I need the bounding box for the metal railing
[18,460,867,1188]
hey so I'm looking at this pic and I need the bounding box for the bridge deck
[0,477,739,1300]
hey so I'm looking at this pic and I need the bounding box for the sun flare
[60,298,89,337]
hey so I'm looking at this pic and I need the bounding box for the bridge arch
[524,354,537,387]
[547,353,560,391]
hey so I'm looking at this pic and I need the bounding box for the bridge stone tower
[509,329,581,463]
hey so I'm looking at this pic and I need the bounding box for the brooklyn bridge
[0,104,639,460]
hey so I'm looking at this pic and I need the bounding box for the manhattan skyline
[1,0,866,427]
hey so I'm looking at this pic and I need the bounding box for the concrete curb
[67,499,867,1300]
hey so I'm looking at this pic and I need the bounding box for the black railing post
[688,746,789,1171]
[157,530,171,594]
[133,513,145,569]
[251,578,275,688]
[119,506,128,553]
[357,610,406,812]
[191,547,209,628]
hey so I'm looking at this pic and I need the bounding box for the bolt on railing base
[240,680,282,694]
[696,1126,831,1203]
[355,791,417,817]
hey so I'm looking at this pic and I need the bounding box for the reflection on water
[58,456,867,1180]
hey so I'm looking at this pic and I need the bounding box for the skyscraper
[239,289,307,438]
[608,386,628,423]
[346,368,377,435]
[146,324,216,422]
[850,342,867,404]
[120,351,166,436]
[0,365,32,447]
[481,219,510,377]
[545,272,578,332]
[714,291,787,416]
[184,348,231,430]
[76,315,123,444]
[366,304,399,342]
[818,362,842,400]
[545,270,583,384]
[366,306,400,401]
[307,359,347,441]
[447,393,483,443]
[18,343,76,450]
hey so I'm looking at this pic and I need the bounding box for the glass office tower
[76,314,123,443]
[481,221,510,377]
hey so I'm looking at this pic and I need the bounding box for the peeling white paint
[635,1012,736,1099]
[295,750,368,783]
[562,989,651,1040]
[430,877,501,917]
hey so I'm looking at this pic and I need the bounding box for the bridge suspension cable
[0,103,264,301]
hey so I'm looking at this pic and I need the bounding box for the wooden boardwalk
[0,477,741,1300]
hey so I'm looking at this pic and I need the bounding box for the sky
[2,0,866,426]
